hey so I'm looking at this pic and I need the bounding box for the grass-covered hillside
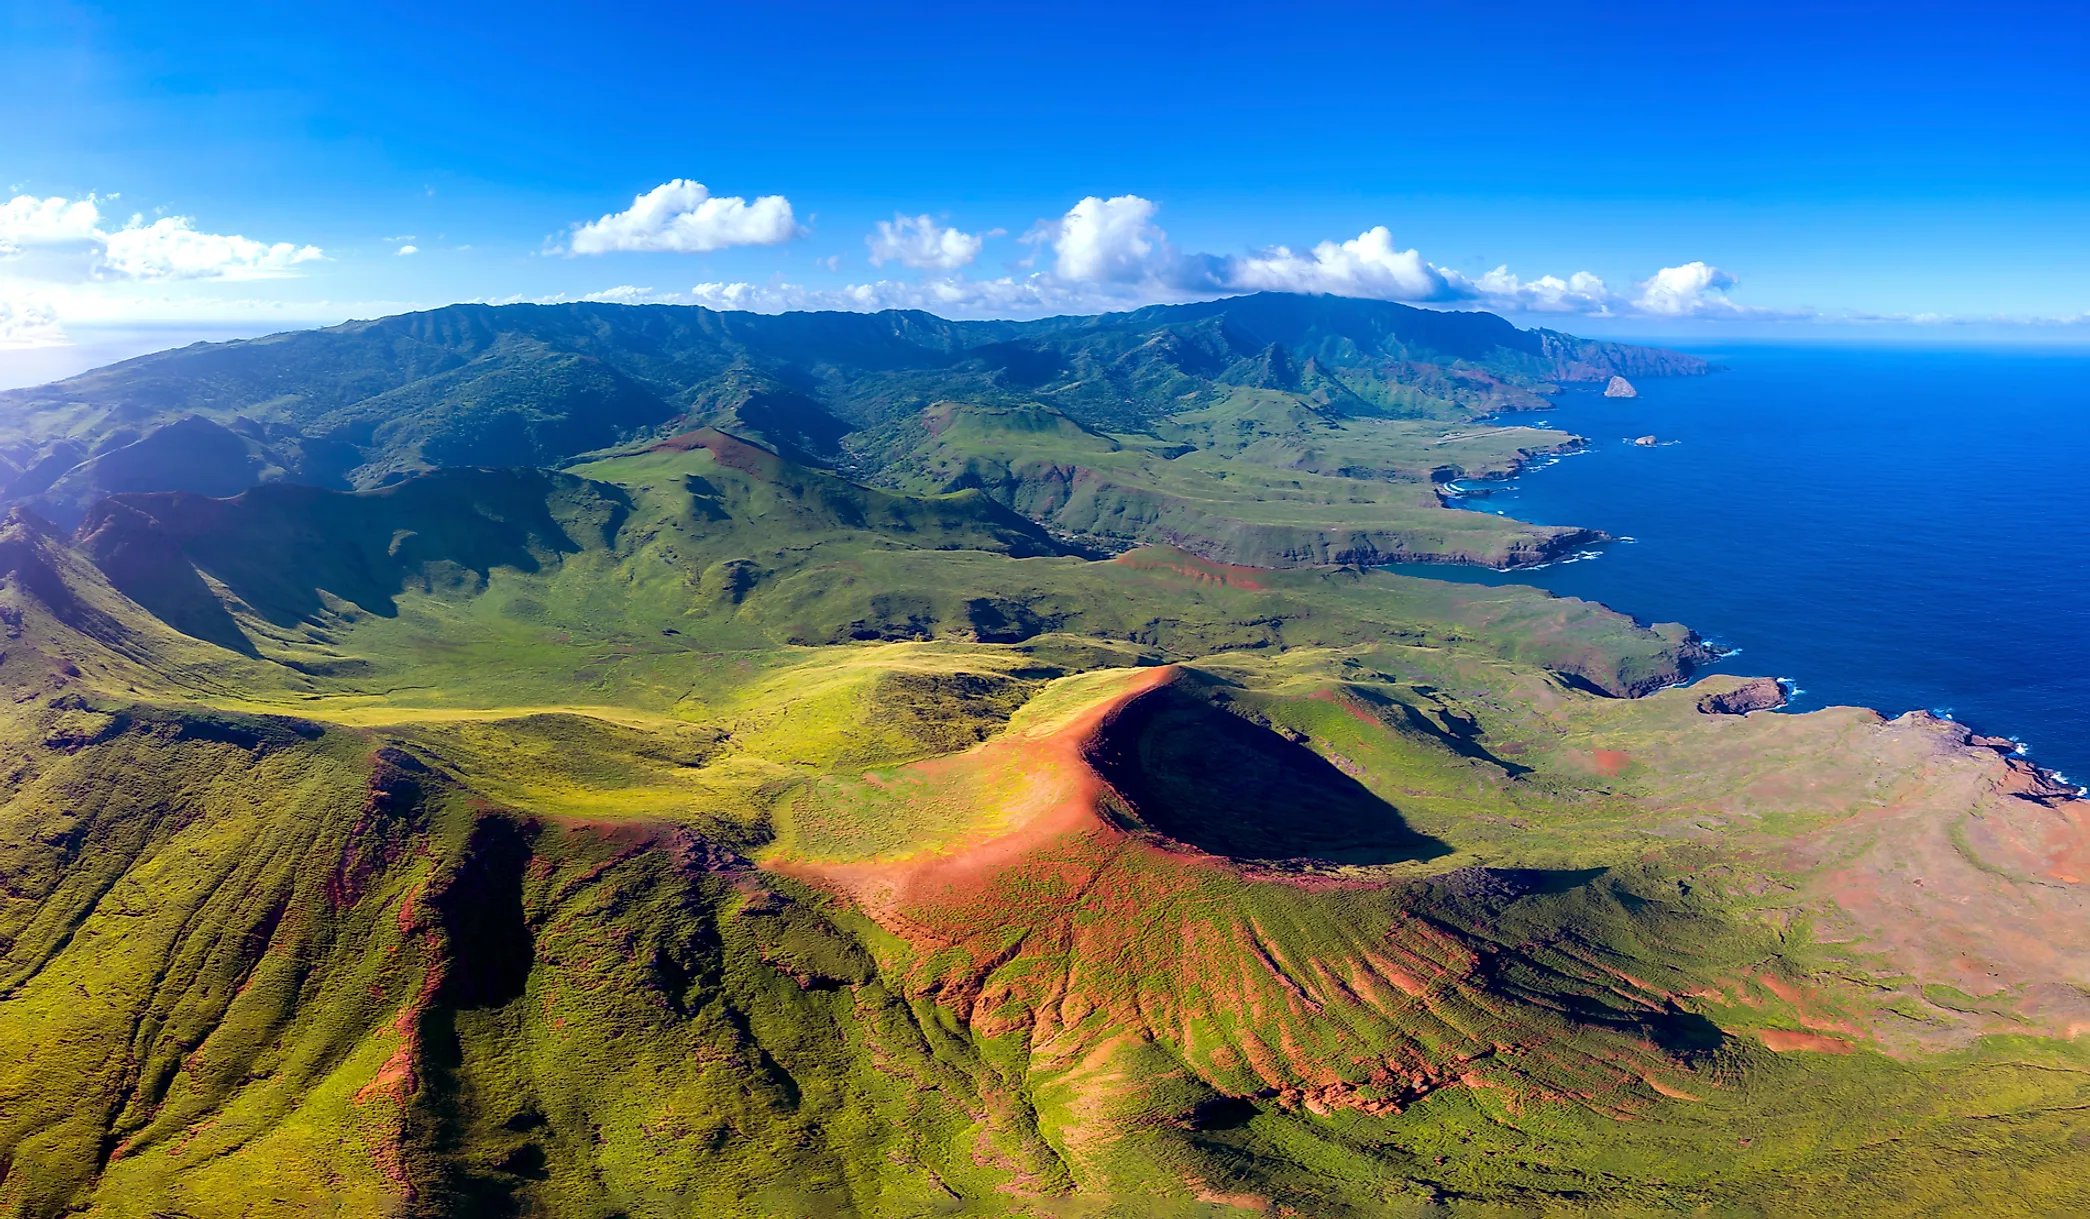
[2,422,2086,1217]
[0,294,1702,557]
[871,397,1604,567]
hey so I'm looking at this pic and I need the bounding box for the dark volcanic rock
[1697,677,1787,716]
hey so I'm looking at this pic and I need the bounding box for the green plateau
[0,293,2085,1217]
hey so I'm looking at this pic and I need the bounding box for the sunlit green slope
[0,430,2086,1217]
[0,294,1704,547]
[868,397,1603,568]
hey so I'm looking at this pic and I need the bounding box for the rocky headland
[1697,675,1788,715]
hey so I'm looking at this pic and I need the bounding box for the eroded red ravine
[647,426,785,478]
[1109,548,1271,591]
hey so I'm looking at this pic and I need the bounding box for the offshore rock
[1605,375,1639,398]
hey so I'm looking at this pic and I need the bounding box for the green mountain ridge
[0,294,1700,534]
[876,399,1608,568]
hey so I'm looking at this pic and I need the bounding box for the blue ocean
[1390,343,2090,781]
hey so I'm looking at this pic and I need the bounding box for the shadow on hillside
[1089,686,1452,865]
[80,471,626,646]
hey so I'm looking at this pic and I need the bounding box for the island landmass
[1,293,2084,1217]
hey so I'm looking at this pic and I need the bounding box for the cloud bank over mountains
[564,186,1781,323]
[7,177,2079,357]
[0,193,330,348]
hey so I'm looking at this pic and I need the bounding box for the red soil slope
[775,668,1709,1155]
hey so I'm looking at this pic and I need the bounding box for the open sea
[1388,342,2090,782]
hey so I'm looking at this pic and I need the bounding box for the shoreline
[1410,371,2089,795]
[1424,426,1607,571]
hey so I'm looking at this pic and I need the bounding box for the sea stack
[1604,375,1638,398]
[1634,434,1658,447]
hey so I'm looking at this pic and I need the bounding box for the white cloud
[566,179,802,255]
[1201,229,1786,321]
[99,215,325,280]
[580,284,664,304]
[0,285,427,351]
[598,196,1216,319]
[1228,226,1460,301]
[543,272,1168,320]
[0,297,68,348]
[4,188,1815,335]
[543,196,1815,326]
[682,275,1149,317]
[1465,266,1618,315]
[1016,201,1791,321]
[1631,261,1750,316]
[532,195,1613,321]
[865,214,991,271]
[1048,194,1173,284]
[0,194,325,282]
[619,198,1613,321]
[0,194,105,255]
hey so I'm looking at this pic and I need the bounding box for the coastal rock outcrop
[1604,375,1639,398]
[1697,676,1787,715]
[1995,755,2080,803]
[1952,726,2081,802]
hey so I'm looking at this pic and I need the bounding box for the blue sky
[2,0,2085,382]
